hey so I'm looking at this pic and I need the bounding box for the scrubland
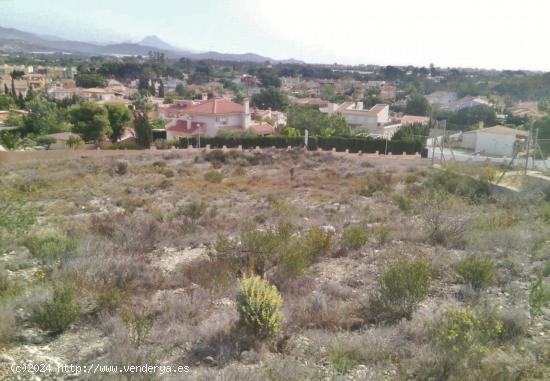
[0,148,549,380]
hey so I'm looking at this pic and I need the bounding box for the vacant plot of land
[0,148,548,380]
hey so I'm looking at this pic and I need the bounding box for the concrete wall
[462,132,477,150]
[475,132,515,157]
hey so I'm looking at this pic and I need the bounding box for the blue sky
[1,0,549,71]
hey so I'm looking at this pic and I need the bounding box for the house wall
[342,112,377,129]
[189,114,250,136]
[475,132,516,157]
[462,132,477,150]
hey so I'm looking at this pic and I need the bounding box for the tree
[3,84,9,96]
[405,93,431,116]
[10,79,16,97]
[23,96,60,135]
[133,111,152,148]
[75,73,107,88]
[17,93,25,109]
[104,103,132,143]
[257,68,281,88]
[149,80,156,96]
[158,80,165,98]
[448,105,497,130]
[36,135,57,150]
[0,94,15,110]
[392,123,430,144]
[70,103,112,144]
[287,105,350,137]
[250,87,289,111]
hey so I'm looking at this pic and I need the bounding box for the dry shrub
[180,258,237,294]
[89,212,161,255]
[417,191,471,248]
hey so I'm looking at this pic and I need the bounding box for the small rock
[203,356,217,366]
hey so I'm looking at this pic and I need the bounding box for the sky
[0,0,549,71]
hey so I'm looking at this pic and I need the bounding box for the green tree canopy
[405,93,431,116]
[257,68,281,88]
[23,96,61,135]
[105,103,132,143]
[392,123,430,143]
[448,105,497,130]
[250,87,289,111]
[75,73,108,88]
[287,105,350,137]
[0,94,15,110]
[70,102,112,144]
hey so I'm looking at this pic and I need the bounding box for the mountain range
[0,26,303,64]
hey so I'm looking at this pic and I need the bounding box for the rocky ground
[0,148,548,380]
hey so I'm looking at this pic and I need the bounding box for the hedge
[175,136,423,155]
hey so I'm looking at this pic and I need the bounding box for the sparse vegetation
[0,150,548,379]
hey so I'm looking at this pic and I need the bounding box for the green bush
[369,256,432,323]
[204,170,223,183]
[392,192,413,211]
[236,275,283,339]
[0,195,37,232]
[454,255,496,291]
[341,226,368,250]
[24,229,77,262]
[281,227,332,274]
[431,306,503,378]
[32,286,80,334]
[529,272,547,322]
[424,169,492,203]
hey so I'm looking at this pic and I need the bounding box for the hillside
[0,149,548,380]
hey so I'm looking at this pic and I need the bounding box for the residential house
[426,91,458,109]
[79,88,117,102]
[461,125,528,157]
[164,97,251,139]
[22,74,47,90]
[452,96,491,111]
[252,108,287,127]
[336,102,390,130]
[48,87,77,100]
[250,122,276,136]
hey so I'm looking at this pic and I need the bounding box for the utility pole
[524,122,533,175]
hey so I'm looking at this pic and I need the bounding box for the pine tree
[11,79,16,97]
[17,92,25,109]
[3,83,8,95]
[134,111,152,148]
[158,80,165,98]
[149,81,156,96]
[25,86,35,102]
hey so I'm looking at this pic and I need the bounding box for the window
[216,116,228,125]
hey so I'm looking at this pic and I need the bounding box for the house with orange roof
[164,97,251,139]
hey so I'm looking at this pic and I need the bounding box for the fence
[174,136,423,155]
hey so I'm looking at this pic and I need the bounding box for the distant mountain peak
[138,35,178,51]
